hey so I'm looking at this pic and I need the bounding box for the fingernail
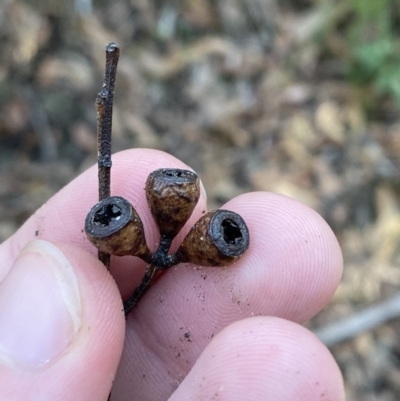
[0,240,82,369]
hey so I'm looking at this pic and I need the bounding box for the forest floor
[1,1,400,400]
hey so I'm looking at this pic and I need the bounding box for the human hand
[0,149,344,401]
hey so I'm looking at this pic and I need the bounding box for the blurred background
[1,0,400,399]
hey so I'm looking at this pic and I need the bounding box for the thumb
[0,240,125,401]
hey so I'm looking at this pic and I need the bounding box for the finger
[220,191,343,322]
[0,240,125,401]
[0,149,208,297]
[112,191,343,400]
[170,317,345,401]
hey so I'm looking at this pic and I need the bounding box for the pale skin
[0,149,345,401]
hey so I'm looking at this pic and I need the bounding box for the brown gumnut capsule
[85,196,150,257]
[176,209,250,267]
[146,168,200,239]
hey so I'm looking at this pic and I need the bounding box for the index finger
[0,149,208,291]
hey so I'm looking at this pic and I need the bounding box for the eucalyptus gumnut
[145,168,200,239]
[176,209,250,267]
[85,196,150,257]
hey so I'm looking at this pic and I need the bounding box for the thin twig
[123,265,159,315]
[96,42,120,269]
[97,42,119,200]
[314,293,400,346]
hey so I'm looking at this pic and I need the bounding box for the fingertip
[222,192,343,322]
[57,148,208,253]
[2,148,208,290]
[171,316,345,401]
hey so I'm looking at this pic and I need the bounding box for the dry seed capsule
[176,210,249,266]
[85,196,150,257]
[146,168,200,239]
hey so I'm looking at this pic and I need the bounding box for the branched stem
[123,264,158,315]
[96,42,120,270]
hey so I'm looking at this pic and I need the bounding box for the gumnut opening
[176,209,250,266]
[85,196,150,257]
